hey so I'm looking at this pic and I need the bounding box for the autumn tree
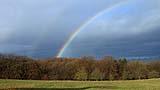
[0,54,160,80]
[126,61,148,80]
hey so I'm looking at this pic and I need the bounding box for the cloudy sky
[0,0,160,59]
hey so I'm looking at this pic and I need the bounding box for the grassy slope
[0,79,160,90]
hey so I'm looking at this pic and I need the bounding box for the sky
[0,0,160,59]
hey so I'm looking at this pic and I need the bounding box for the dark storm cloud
[0,0,122,58]
[0,0,160,58]
[64,26,160,58]
[62,0,160,58]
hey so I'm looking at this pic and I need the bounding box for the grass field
[0,79,160,90]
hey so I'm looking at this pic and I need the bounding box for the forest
[0,54,160,81]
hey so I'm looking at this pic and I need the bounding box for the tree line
[0,54,160,80]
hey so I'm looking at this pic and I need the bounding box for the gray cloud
[0,0,123,58]
[62,0,160,58]
[0,0,160,59]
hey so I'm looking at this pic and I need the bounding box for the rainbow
[57,0,130,57]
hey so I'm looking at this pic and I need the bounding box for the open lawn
[0,79,160,90]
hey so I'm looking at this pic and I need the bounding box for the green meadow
[0,79,160,90]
